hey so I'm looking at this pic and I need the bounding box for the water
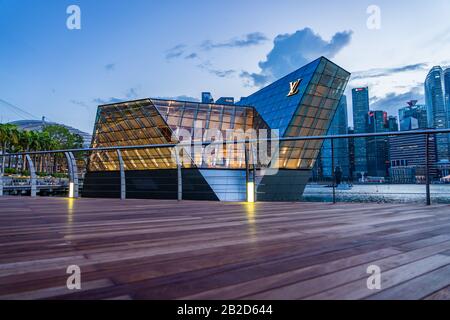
[303,184,450,204]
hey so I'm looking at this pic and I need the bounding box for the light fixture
[247,182,255,203]
[69,182,75,198]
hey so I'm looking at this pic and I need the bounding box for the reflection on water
[303,184,450,204]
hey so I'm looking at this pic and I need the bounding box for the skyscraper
[425,66,449,161]
[201,92,214,104]
[399,100,428,131]
[444,68,450,125]
[388,116,399,132]
[367,110,390,177]
[215,97,235,105]
[352,87,369,178]
[319,95,350,179]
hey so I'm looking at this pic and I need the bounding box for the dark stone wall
[82,169,218,201]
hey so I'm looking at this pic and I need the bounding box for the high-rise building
[425,66,449,161]
[399,100,428,131]
[389,134,438,183]
[201,92,214,104]
[444,68,450,125]
[367,111,390,177]
[215,97,235,105]
[388,116,399,132]
[318,95,350,179]
[352,87,369,178]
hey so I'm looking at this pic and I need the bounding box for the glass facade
[240,57,350,170]
[352,87,370,177]
[425,66,449,161]
[318,95,350,178]
[89,98,270,171]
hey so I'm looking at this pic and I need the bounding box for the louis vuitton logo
[287,79,302,97]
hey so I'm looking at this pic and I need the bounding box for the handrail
[2,128,450,157]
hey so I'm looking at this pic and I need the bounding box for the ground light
[68,182,75,198]
[247,181,255,203]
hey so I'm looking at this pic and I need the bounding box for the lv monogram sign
[287,79,302,97]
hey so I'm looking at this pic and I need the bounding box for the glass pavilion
[84,57,350,201]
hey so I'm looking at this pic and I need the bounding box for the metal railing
[1,128,450,204]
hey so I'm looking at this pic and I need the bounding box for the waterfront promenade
[1,197,450,300]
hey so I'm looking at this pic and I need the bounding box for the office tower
[352,87,369,178]
[425,66,449,161]
[444,68,450,125]
[399,100,428,131]
[215,97,235,105]
[319,95,350,179]
[388,116,399,132]
[367,111,390,177]
[389,135,438,183]
[201,92,214,104]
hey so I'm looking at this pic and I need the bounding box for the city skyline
[1,0,450,133]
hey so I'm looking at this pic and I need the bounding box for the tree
[42,125,84,150]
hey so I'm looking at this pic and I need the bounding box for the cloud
[165,44,187,60]
[125,87,139,99]
[185,53,198,59]
[93,97,125,105]
[351,63,428,80]
[241,28,353,86]
[201,32,268,50]
[164,32,267,77]
[156,95,200,102]
[105,63,116,71]
[369,84,424,116]
[70,100,90,109]
[197,61,236,78]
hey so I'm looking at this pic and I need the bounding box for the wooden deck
[1,196,450,300]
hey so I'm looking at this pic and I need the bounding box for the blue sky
[1,0,450,133]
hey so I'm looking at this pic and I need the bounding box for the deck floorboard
[0,197,449,300]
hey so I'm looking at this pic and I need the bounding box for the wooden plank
[0,197,450,300]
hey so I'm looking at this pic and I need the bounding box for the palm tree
[0,124,20,174]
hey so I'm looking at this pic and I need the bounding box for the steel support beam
[25,155,37,197]
[116,149,126,200]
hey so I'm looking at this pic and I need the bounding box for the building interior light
[69,182,75,198]
[247,182,255,203]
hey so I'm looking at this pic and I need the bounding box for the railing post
[65,152,79,198]
[244,142,255,203]
[25,155,37,197]
[116,149,126,200]
[425,134,431,206]
[0,169,3,197]
[174,147,182,201]
[251,143,257,202]
[331,138,336,204]
[0,153,4,197]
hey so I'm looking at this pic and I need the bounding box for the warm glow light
[247,182,255,203]
[69,182,75,198]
